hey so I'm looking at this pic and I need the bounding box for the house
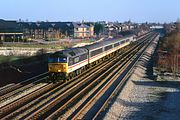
[20,21,94,40]
[0,19,23,42]
[1,19,95,41]
[73,23,94,38]
[20,22,74,40]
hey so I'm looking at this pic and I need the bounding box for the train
[48,35,135,80]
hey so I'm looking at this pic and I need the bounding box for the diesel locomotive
[48,35,134,80]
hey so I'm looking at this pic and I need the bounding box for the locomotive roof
[84,35,133,51]
[61,47,88,57]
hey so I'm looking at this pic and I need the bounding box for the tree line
[156,24,180,76]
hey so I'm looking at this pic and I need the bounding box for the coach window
[121,40,125,44]
[91,48,103,57]
[126,39,129,42]
[80,53,88,61]
[105,45,112,51]
[114,42,119,47]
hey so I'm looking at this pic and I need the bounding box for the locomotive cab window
[48,53,67,63]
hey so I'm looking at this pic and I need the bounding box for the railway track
[0,75,49,101]
[0,32,156,120]
[0,73,50,110]
[0,43,130,120]
[0,84,15,92]
[22,32,156,120]
[71,33,159,120]
[46,46,141,120]
[45,33,158,120]
[1,54,125,120]
[0,72,48,97]
[92,33,159,119]
[0,82,47,108]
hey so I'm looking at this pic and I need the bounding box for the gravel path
[103,35,180,120]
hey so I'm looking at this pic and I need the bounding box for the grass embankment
[0,56,25,64]
[0,54,48,86]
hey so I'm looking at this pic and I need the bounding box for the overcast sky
[1,0,180,23]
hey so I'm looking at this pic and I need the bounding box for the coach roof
[84,35,133,51]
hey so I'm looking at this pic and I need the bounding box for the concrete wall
[0,47,58,56]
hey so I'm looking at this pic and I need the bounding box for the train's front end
[48,52,68,80]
